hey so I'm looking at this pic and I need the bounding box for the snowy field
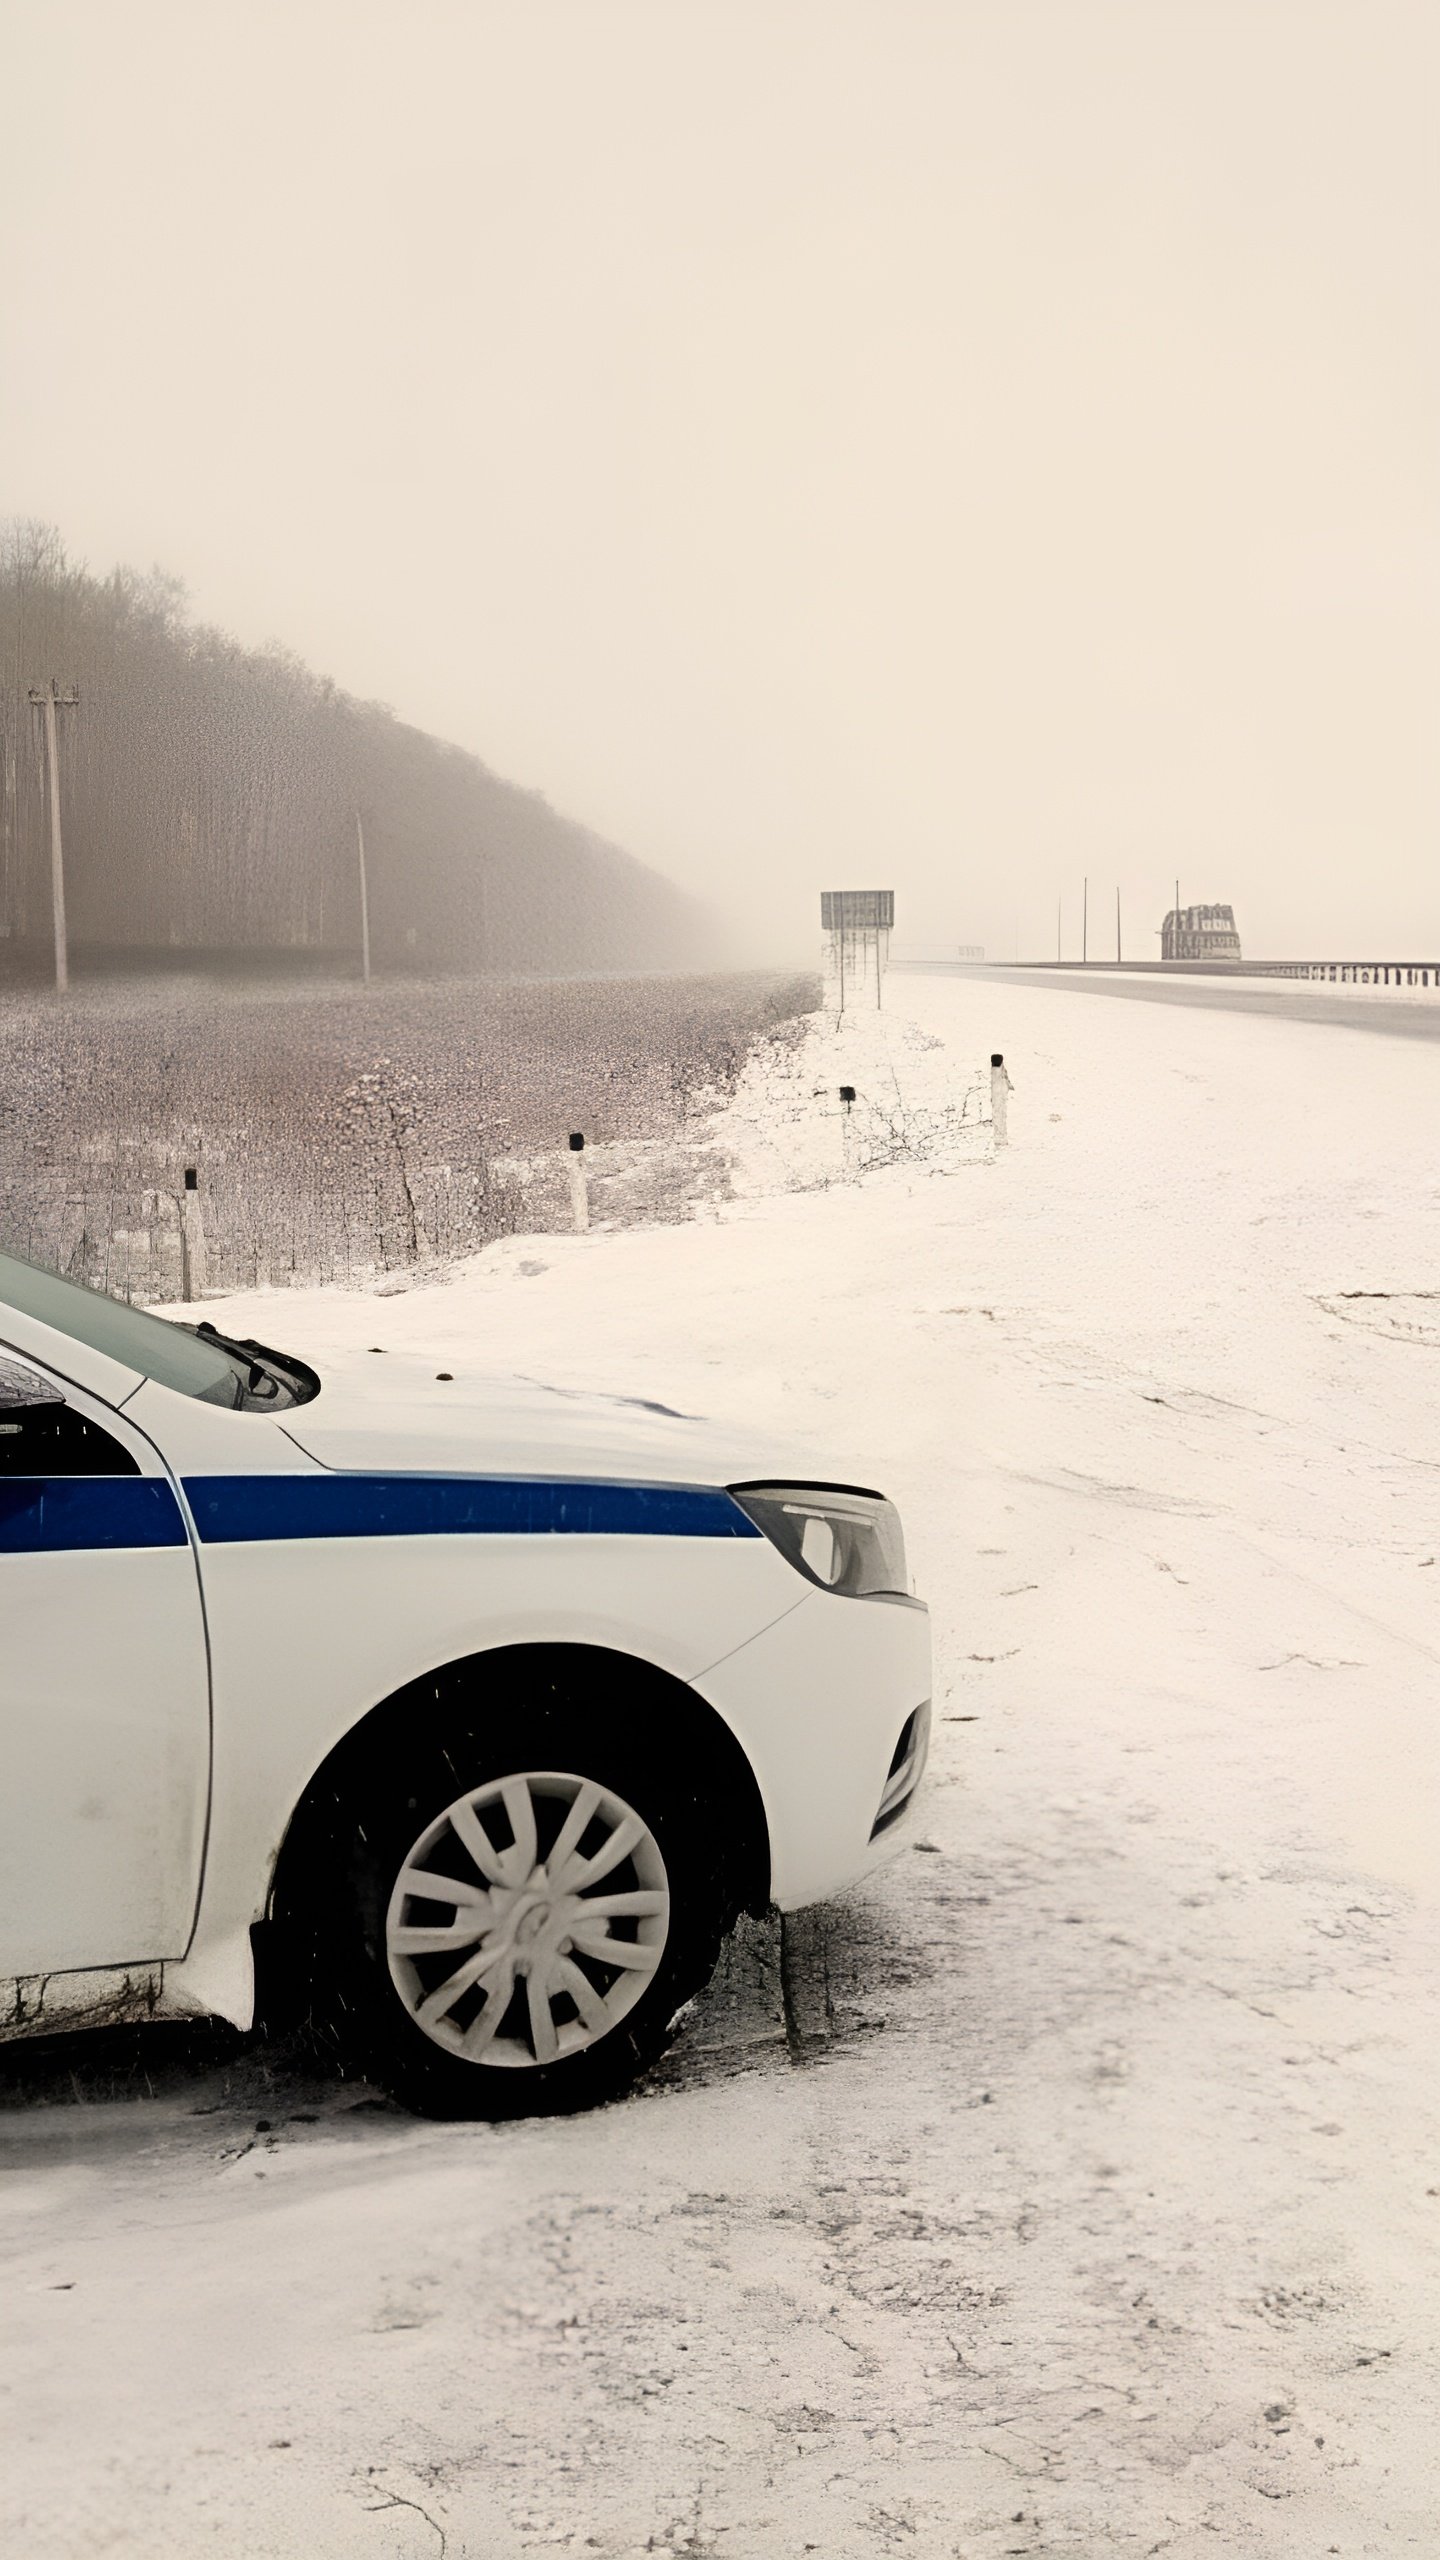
[5,969,1440,2558]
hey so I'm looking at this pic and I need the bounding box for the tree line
[0,521,714,975]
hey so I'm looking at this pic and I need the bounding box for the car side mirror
[0,1358,139,1479]
[0,1355,65,1430]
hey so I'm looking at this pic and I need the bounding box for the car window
[0,1250,241,1406]
[0,1357,141,1478]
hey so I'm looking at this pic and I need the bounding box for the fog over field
[4,3,1436,960]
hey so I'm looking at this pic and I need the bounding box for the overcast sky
[3,1,1435,962]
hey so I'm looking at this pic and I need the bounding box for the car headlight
[729,1482,909,1599]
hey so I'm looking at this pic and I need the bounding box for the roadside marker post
[568,1133,590,1234]
[990,1054,1013,1147]
[839,1085,856,1180]
[180,1166,208,1300]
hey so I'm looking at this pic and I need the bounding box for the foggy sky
[3,2,1435,962]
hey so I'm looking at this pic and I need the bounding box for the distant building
[957,944,985,960]
[1161,903,1241,964]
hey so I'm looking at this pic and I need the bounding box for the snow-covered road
[920,959,1440,1042]
[6,971,1440,2558]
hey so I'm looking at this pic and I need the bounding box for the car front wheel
[310,1695,736,2118]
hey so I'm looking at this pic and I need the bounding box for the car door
[0,1347,211,1977]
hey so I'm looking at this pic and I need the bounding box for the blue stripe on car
[0,1478,187,1554]
[181,1474,763,1545]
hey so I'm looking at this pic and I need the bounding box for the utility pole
[355,809,372,985]
[1056,894,1062,962]
[1116,885,1121,963]
[28,680,78,993]
[1082,876,1088,965]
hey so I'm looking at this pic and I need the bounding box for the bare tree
[0,522,716,978]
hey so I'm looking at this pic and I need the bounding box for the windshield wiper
[188,1323,320,1412]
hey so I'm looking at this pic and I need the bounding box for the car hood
[280,1353,878,1494]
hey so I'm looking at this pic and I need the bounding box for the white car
[0,1249,930,2117]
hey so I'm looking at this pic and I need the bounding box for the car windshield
[0,1249,244,1406]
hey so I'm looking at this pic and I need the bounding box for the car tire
[299,1674,737,2119]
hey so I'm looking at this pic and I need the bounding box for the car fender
[179,1529,804,2003]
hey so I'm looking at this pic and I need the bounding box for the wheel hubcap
[385,1770,670,2069]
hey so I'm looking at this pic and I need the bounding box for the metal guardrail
[972,959,1440,991]
[1241,961,1440,988]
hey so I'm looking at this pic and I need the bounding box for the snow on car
[0,1248,930,2116]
